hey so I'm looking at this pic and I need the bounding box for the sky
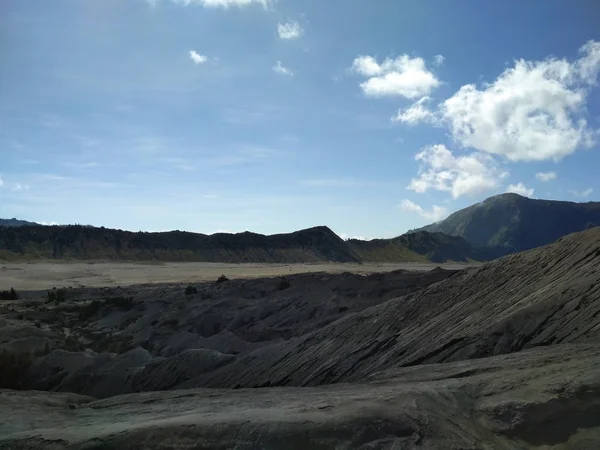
[1,0,600,239]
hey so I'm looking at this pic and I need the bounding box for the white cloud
[441,40,600,162]
[0,176,3,188]
[392,96,436,125]
[278,21,303,40]
[153,0,270,8]
[569,188,594,198]
[339,233,369,241]
[39,221,59,226]
[505,182,534,197]
[399,199,448,222]
[11,183,30,192]
[189,50,208,65]
[273,61,293,76]
[408,144,508,199]
[433,54,445,67]
[535,171,557,182]
[351,55,440,99]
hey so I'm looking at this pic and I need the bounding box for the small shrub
[216,275,229,285]
[105,296,134,310]
[277,278,291,291]
[185,285,198,296]
[78,296,134,321]
[0,288,19,300]
[79,300,104,320]
[47,288,67,304]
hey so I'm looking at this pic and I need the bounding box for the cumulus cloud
[339,233,369,241]
[392,96,436,125]
[535,171,557,182]
[351,55,440,99]
[506,182,534,197]
[273,61,293,76]
[408,144,508,199]
[278,21,303,40]
[441,40,600,162]
[433,54,445,67]
[569,188,594,198]
[189,50,208,65]
[152,0,270,8]
[399,199,448,222]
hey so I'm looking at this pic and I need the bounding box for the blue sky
[1,0,600,238]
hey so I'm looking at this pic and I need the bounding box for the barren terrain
[1,228,600,449]
[0,261,472,290]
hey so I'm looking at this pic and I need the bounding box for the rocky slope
[0,268,458,396]
[187,226,600,389]
[418,193,600,252]
[2,343,600,449]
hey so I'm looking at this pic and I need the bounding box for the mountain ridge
[0,218,39,227]
[0,222,491,263]
[416,193,600,252]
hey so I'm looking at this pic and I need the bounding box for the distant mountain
[0,218,39,227]
[0,225,363,263]
[416,193,600,253]
[348,231,504,263]
[0,223,496,263]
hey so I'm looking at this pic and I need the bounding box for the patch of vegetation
[216,274,229,284]
[277,278,291,290]
[0,350,36,389]
[0,343,51,389]
[0,287,19,300]
[185,285,198,296]
[47,287,67,304]
[105,296,134,309]
[78,296,134,321]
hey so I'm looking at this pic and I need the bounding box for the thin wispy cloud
[399,199,448,222]
[278,21,303,40]
[11,183,31,192]
[63,161,98,169]
[536,172,557,182]
[273,61,293,76]
[569,188,594,198]
[302,179,359,187]
[150,0,270,8]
